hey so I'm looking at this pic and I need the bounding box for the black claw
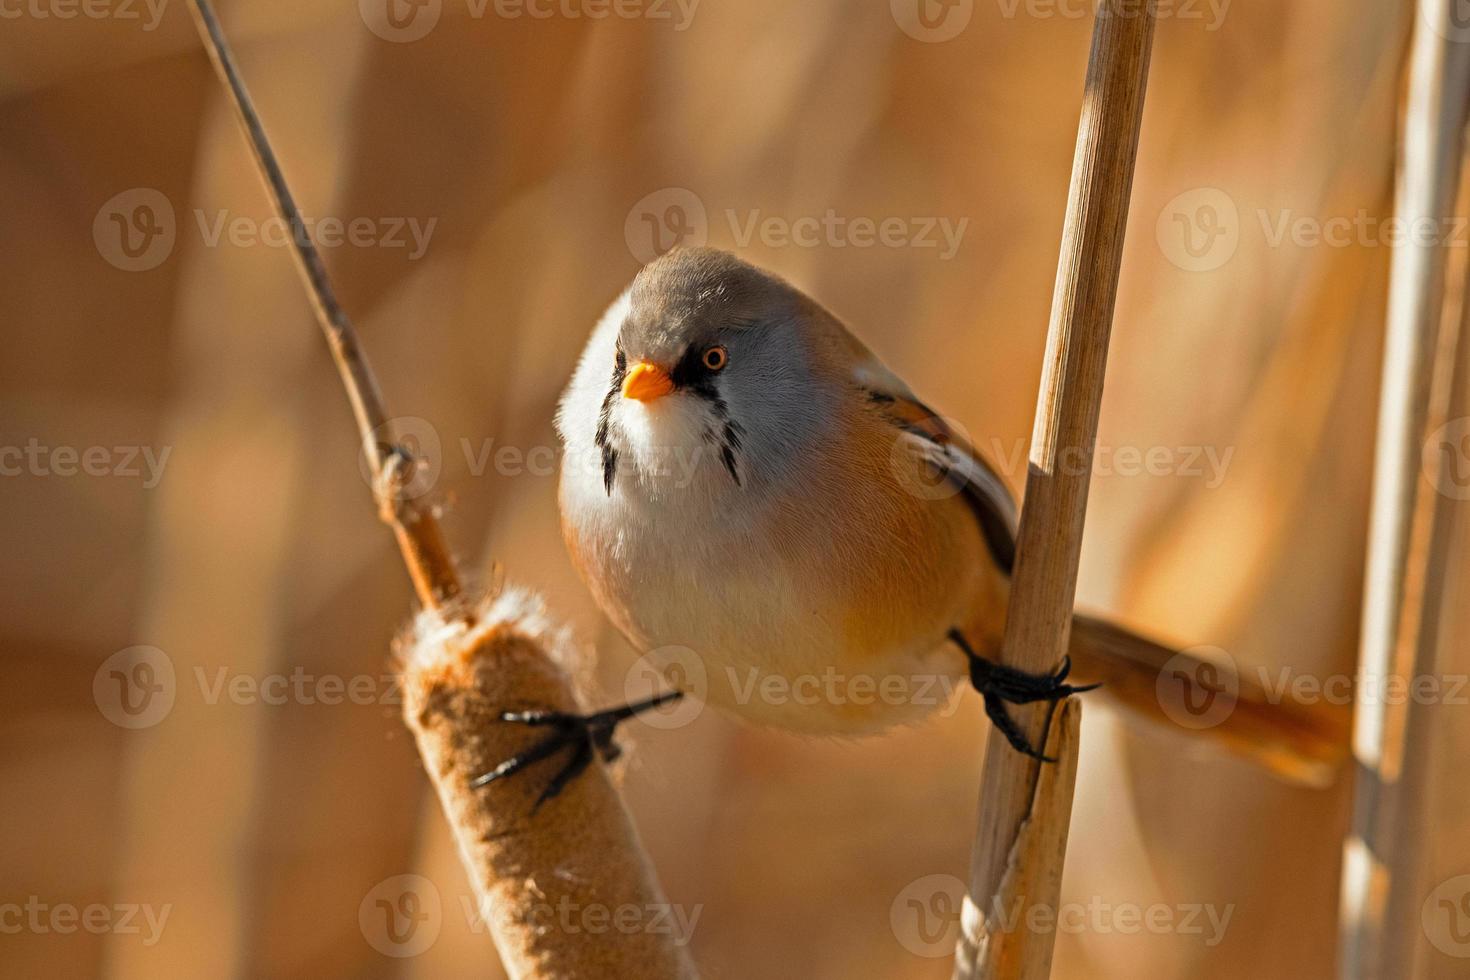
[600,690,683,725]
[471,691,685,811]
[950,628,1099,761]
[535,740,595,811]
[471,728,575,787]
[982,693,1057,763]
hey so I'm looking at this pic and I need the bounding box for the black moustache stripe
[702,390,744,487]
[602,447,619,496]
[720,441,741,486]
[596,348,627,495]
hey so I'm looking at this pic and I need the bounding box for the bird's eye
[702,345,728,371]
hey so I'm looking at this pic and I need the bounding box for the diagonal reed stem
[187,0,462,610]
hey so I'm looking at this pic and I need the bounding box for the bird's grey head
[592,247,837,496]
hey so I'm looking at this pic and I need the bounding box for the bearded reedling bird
[477,246,1162,805]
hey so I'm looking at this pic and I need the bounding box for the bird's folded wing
[848,349,1020,574]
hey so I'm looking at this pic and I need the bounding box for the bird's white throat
[613,397,724,495]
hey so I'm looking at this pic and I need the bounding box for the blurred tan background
[4,0,1470,977]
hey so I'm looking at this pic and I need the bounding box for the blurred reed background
[3,0,1468,977]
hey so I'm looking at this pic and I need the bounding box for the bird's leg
[471,691,683,811]
[949,628,1099,762]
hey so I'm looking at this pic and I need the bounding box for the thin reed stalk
[954,3,1157,976]
[186,4,694,976]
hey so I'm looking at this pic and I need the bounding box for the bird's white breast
[559,415,981,736]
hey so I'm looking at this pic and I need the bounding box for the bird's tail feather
[1065,613,1347,787]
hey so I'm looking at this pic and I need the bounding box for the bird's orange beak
[622,361,674,402]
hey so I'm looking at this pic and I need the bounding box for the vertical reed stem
[954,3,1156,976]
[1339,4,1470,974]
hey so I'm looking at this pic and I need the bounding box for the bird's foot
[471,691,682,811]
[949,628,1099,762]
